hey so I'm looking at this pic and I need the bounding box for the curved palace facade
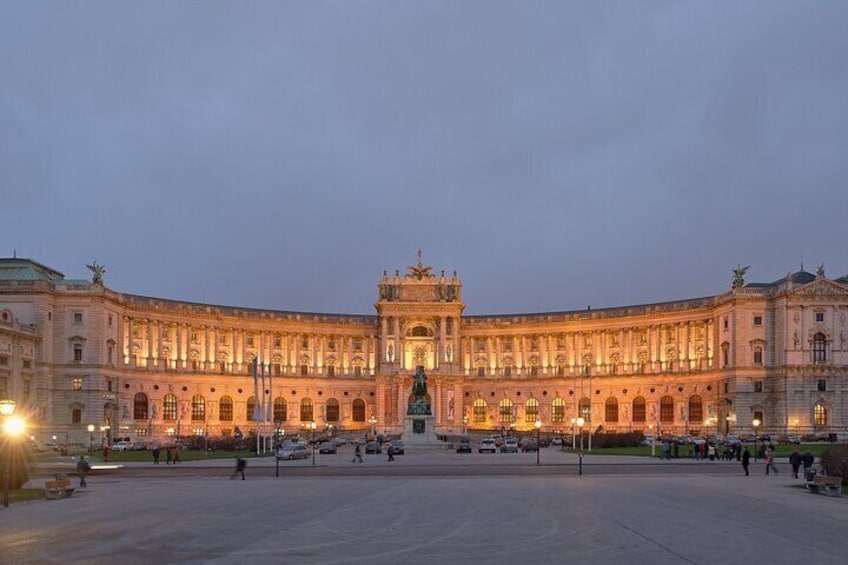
[2,257,848,445]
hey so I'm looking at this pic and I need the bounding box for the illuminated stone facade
[2,257,847,444]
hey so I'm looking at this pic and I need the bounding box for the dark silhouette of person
[741,447,751,476]
[352,443,363,463]
[231,457,247,480]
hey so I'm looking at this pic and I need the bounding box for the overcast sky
[2,2,847,315]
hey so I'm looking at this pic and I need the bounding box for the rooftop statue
[407,249,433,280]
[732,264,749,289]
[86,261,106,285]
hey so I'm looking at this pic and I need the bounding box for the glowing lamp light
[3,416,25,437]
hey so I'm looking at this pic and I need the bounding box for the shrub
[820,444,848,485]
[590,431,645,449]
[3,439,32,489]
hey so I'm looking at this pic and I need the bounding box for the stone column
[146,319,154,367]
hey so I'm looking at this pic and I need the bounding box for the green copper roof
[0,258,66,281]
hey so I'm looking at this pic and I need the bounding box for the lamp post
[310,421,317,466]
[648,423,655,458]
[534,419,542,465]
[2,400,25,508]
[570,417,577,450]
[575,417,585,475]
[752,418,761,462]
[462,415,468,436]
[87,424,95,456]
[725,415,731,439]
[369,415,377,439]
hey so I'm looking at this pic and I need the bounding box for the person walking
[165,445,173,465]
[801,451,814,475]
[231,457,247,480]
[789,448,802,479]
[152,446,161,464]
[387,443,395,462]
[102,443,110,463]
[765,445,779,475]
[741,447,751,476]
[76,455,91,487]
[352,442,363,463]
[171,445,180,464]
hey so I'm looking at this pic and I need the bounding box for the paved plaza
[1,448,846,564]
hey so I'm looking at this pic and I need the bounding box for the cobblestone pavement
[3,447,845,565]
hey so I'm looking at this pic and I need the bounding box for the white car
[478,439,497,453]
[111,441,132,451]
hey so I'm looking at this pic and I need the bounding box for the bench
[806,474,843,497]
[44,477,75,499]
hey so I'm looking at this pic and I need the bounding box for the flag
[266,362,273,422]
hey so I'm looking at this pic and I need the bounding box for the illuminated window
[219,396,233,421]
[551,398,565,423]
[578,397,591,421]
[191,395,205,421]
[524,398,539,423]
[162,394,178,421]
[273,397,287,422]
[814,404,827,427]
[72,377,83,391]
[498,399,513,423]
[473,398,487,423]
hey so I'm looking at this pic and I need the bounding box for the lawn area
[34,448,273,464]
[4,488,46,505]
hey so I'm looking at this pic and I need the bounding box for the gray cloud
[2,2,847,314]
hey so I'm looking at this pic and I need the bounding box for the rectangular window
[73,312,83,323]
[754,381,763,393]
[23,360,31,369]
[191,331,198,343]
[817,379,827,392]
[72,377,83,390]
[300,364,309,376]
[72,408,82,424]
[753,349,763,365]
[753,316,762,326]
[327,340,336,352]
[353,339,362,352]
[73,344,82,361]
[247,336,254,347]
[503,340,513,352]
[816,313,824,322]
[219,362,227,373]
[723,382,729,394]
[0,356,7,366]
[108,315,113,327]
[301,338,309,349]
[327,365,335,377]
[274,336,282,348]
[219,334,227,345]
[477,366,485,377]
[23,379,31,397]
[504,366,512,377]
[723,318,728,329]
[354,366,362,378]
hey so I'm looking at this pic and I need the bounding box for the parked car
[389,440,405,455]
[551,437,564,447]
[318,442,337,454]
[365,441,382,454]
[491,435,505,447]
[276,444,310,460]
[520,440,539,452]
[478,439,497,453]
[111,440,132,451]
[456,438,472,453]
[501,438,519,453]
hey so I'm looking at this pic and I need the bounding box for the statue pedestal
[403,415,440,446]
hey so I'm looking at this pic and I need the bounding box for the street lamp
[575,417,585,475]
[2,400,25,508]
[534,419,542,465]
[570,417,577,450]
[310,421,317,466]
[87,424,95,456]
[369,415,377,439]
[648,423,655,457]
[462,415,468,436]
[752,418,761,462]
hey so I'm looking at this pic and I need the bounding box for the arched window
[133,392,148,420]
[163,393,177,421]
[688,395,703,423]
[219,396,233,421]
[326,398,340,422]
[300,398,313,422]
[605,397,619,423]
[814,403,827,427]
[352,399,366,422]
[499,399,513,423]
[191,395,205,421]
[813,333,827,363]
[273,397,286,422]
[578,397,591,421]
[551,397,565,423]
[410,326,431,337]
[632,396,646,423]
[524,398,539,423]
[247,397,257,421]
[473,398,487,423]
[660,396,674,423]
